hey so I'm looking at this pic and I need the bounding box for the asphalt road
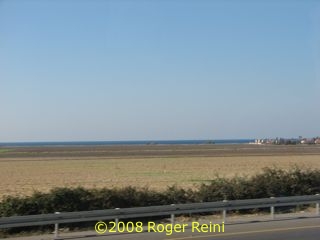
[90,217,320,240]
[8,216,320,240]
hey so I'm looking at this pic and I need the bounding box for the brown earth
[0,144,320,199]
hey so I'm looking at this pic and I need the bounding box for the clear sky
[1,0,319,142]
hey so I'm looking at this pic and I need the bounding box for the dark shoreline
[1,143,320,159]
[0,139,254,147]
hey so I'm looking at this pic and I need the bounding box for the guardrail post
[170,204,175,224]
[270,197,275,220]
[222,200,228,223]
[316,194,320,216]
[115,208,120,231]
[54,212,60,240]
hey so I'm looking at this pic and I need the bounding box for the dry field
[0,144,320,199]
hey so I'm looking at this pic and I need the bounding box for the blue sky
[1,0,319,142]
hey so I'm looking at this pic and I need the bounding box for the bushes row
[1,166,320,218]
[197,166,320,201]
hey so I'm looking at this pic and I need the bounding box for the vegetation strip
[1,167,320,236]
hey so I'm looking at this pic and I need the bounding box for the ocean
[0,139,254,147]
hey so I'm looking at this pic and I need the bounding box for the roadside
[4,209,320,240]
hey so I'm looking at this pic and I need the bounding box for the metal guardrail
[0,194,319,238]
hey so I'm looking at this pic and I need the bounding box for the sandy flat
[0,144,320,198]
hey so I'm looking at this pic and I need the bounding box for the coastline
[0,139,254,147]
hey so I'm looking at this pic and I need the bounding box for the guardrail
[1,194,319,239]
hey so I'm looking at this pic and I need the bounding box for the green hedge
[197,166,320,201]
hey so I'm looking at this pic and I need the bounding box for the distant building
[301,138,316,144]
[252,136,319,145]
